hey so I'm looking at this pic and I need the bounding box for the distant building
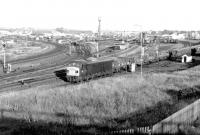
[0,30,12,35]
[114,41,129,50]
[182,54,192,63]
[185,31,200,40]
[191,32,200,39]
[35,37,40,40]
[6,40,14,44]
[171,33,185,40]
[58,39,71,44]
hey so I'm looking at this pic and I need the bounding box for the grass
[1,65,200,128]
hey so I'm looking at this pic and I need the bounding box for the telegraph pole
[156,36,159,59]
[96,17,101,57]
[69,43,71,55]
[2,42,6,71]
[98,17,101,37]
[156,37,160,72]
[140,32,144,78]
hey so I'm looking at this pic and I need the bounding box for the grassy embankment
[1,65,200,131]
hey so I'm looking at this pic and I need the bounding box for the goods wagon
[85,60,113,76]
[112,57,135,72]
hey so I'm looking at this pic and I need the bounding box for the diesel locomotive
[65,57,135,83]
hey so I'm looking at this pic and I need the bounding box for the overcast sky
[0,0,200,31]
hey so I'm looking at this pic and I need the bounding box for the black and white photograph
[0,0,200,134]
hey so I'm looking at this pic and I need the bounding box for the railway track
[0,74,55,90]
[0,45,141,91]
[2,42,200,92]
[1,59,196,91]
[0,55,79,87]
[7,42,194,92]
[0,41,69,75]
[0,41,119,80]
[8,41,67,64]
[0,43,111,82]
[1,61,198,92]
[99,45,139,59]
[4,43,190,91]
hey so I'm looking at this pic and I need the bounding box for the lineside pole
[96,42,99,57]
[140,32,143,78]
[156,37,159,72]
[3,48,5,69]
[2,43,6,71]
[69,43,71,55]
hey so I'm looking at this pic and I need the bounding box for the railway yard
[0,0,200,134]
[0,41,187,91]
[1,37,200,134]
[0,40,141,91]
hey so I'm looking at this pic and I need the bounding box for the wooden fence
[109,99,200,134]
[152,99,200,134]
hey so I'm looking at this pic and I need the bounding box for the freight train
[65,57,135,83]
[63,44,200,83]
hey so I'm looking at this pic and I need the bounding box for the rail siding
[152,99,200,134]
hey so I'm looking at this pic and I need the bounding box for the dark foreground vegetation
[0,117,194,135]
[0,118,98,135]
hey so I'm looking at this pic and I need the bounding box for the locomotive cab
[65,61,84,83]
[66,67,80,76]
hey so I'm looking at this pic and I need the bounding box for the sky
[0,0,200,31]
